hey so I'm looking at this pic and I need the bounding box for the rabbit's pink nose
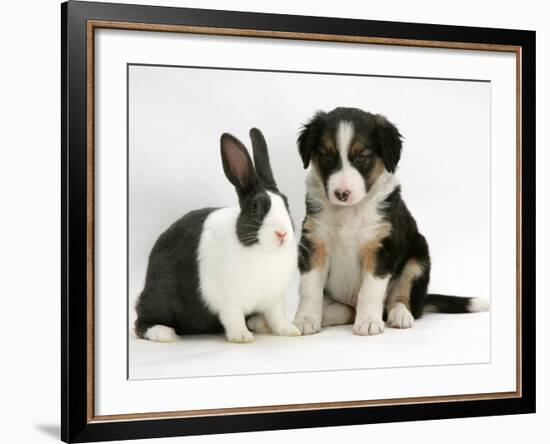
[275,231,287,241]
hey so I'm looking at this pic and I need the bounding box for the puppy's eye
[353,152,369,166]
[320,151,333,163]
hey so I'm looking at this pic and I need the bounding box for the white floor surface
[129,311,490,380]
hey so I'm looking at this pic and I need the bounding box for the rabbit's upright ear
[220,133,257,196]
[249,128,278,191]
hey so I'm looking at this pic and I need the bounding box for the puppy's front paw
[273,323,302,337]
[294,316,321,335]
[387,303,414,329]
[226,329,255,343]
[353,318,384,336]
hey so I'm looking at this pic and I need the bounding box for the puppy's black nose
[334,189,351,202]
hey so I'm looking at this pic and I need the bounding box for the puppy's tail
[424,294,489,314]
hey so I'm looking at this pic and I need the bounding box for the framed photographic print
[61,1,536,442]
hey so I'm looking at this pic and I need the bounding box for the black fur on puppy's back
[134,208,224,337]
[377,188,430,272]
[376,186,432,319]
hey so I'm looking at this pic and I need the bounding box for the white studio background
[128,65,491,322]
[0,0,548,444]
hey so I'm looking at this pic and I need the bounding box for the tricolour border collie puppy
[293,107,489,336]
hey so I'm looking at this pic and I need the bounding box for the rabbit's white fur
[198,191,300,342]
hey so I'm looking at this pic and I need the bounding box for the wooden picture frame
[61,1,535,442]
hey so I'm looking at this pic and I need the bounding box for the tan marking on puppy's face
[349,137,384,189]
[386,259,425,310]
[349,139,365,157]
[321,135,338,155]
[311,135,338,178]
[366,157,386,188]
[359,222,392,274]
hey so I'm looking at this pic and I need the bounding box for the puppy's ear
[375,114,402,173]
[220,133,257,196]
[297,111,326,169]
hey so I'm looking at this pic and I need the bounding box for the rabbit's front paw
[294,316,321,335]
[226,329,255,343]
[143,325,179,342]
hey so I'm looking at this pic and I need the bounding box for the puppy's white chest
[321,201,386,306]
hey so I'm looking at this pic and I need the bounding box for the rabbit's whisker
[242,223,261,229]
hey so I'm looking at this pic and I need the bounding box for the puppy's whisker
[298,242,315,257]
[298,240,314,250]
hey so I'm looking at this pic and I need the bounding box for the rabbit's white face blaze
[257,192,295,249]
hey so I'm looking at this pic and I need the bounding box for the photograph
[128,64,491,380]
